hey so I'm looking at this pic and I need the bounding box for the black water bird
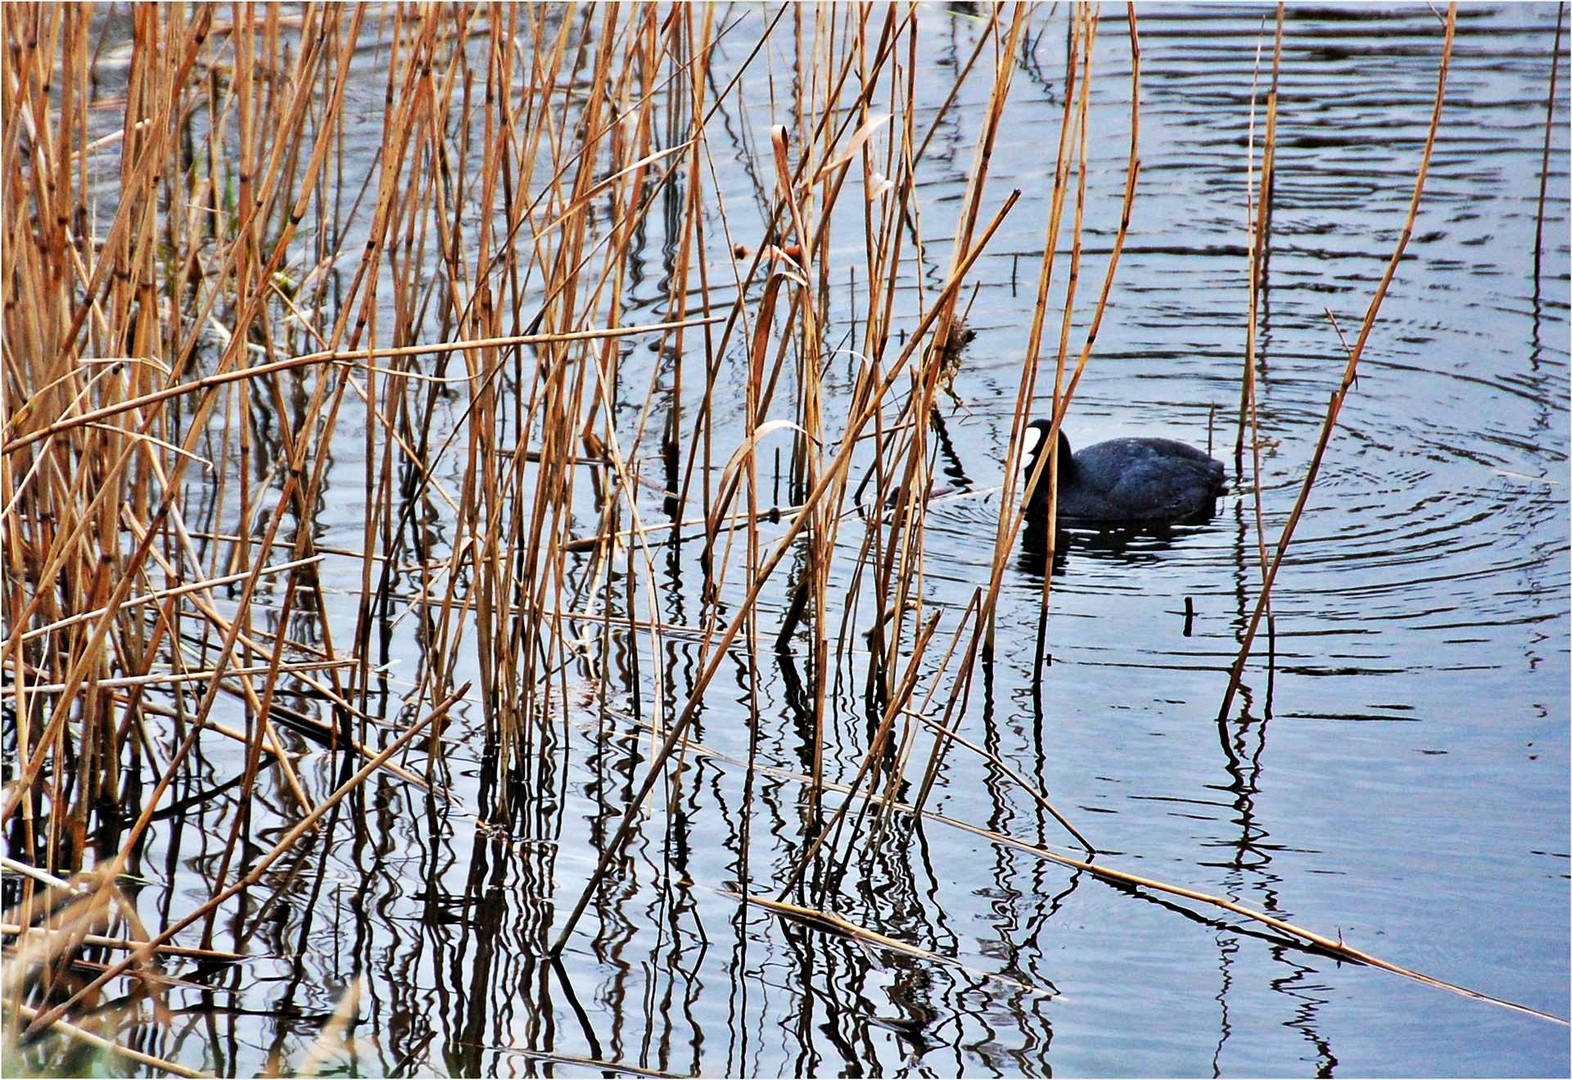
[1020,419,1227,528]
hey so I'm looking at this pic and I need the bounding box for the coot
[1020,419,1227,528]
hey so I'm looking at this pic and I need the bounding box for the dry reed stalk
[2,23,541,1047]
[1236,4,1283,475]
[0,924,243,964]
[923,806,1568,1026]
[16,659,353,696]
[988,2,1083,569]
[1217,4,1458,722]
[1233,3,1285,626]
[862,4,1023,730]
[4,4,359,817]
[924,4,1023,379]
[2,868,178,1048]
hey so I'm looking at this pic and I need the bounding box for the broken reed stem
[16,658,354,695]
[926,808,1568,1026]
[735,893,1040,995]
[12,555,324,645]
[1218,4,1458,722]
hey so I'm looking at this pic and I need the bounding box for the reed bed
[2,2,1555,1075]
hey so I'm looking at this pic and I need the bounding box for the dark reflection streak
[518,782,555,1064]
[650,773,701,1075]
[550,955,605,1064]
[928,409,975,492]
[595,731,644,1070]
[726,653,761,1077]
[407,771,456,1077]
[534,957,560,1079]
[857,816,939,1067]
[994,834,1071,1075]
[1532,3,1566,296]
[912,816,967,1074]
[442,748,491,1077]
[785,915,823,1078]
[1215,470,1332,1063]
[757,770,796,1071]
[1216,555,1270,871]
[1267,949,1339,1078]
[209,988,230,1078]
[702,52,769,226]
[491,875,532,1080]
[1013,6,1061,107]
[452,829,502,1076]
[369,778,414,1077]
[638,917,661,1071]
[1528,7,1565,460]
[1169,862,1342,1070]
[1263,612,1276,719]
[358,776,402,1080]
[247,816,338,1070]
[1101,874,1350,966]
[1218,501,1250,771]
[850,953,883,1073]
[1520,34,1564,682]
[975,635,1028,1074]
[148,767,247,824]
[675,786,713,1080]
[776,645,820,851]
[957,970,1005,1079]
[1211,932,1237,1078]
[1017,871,1075,1075]
[821,932,876,1078]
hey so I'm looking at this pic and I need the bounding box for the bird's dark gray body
[1022,421,1227,528]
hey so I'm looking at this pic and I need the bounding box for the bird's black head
[1020,420,1074,511]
